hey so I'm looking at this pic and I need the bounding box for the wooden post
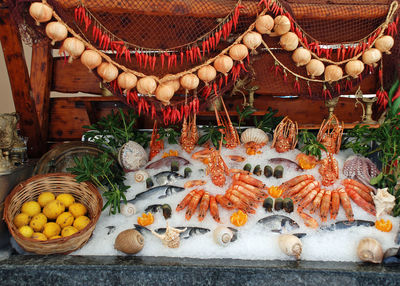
[0,8,43,157]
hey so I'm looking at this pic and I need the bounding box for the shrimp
[283,179,314,197]
[209,195,220,223]
[310,189,325,214]
[229,169,252,175]
[184,180,207,189]
[298,188,319,210]
[338,187,354,222]
[346,187,376,216]
[233,173,267,189]
[342,182,373,204]
[228,155,246,162]
[282,174,315,188]
[342,179,373,193]
[198,192,210,221]
[293,181,320,203]
[320,189,331,222]
[330,189,340,220]
[176,189,196,211]
[297,208,319,229]
[185,189,204,220]
[216,194,235,210]
[232,185,264,202]
[226,189,255,207]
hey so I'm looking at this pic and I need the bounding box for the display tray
[0,252,399,285]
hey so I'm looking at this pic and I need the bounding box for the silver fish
[321,219,374,231]
[154,171,184,185]
[154,227,210,239]
[257,215,300,233]
[125,185,185,203]
[134,224,151,235]
[145,156,190,169]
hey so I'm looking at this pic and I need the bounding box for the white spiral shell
[213,226,233,246]
[118,141,148,171]
[134,170,149,183]
[121,203,137,217]
[240,128,269,144]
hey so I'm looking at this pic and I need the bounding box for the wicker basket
[3,173,102,255]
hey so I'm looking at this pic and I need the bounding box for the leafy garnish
[197,124,226,149]
[298,130,327,160]
[253,107,283,134]
[158,125,181,145]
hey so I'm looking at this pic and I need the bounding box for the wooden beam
[30,42,52,142]
[84,101,97,124]
[0,8,43,157]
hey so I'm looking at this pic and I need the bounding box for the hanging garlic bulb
[280,32,299,51]
[357,237,383,263]
[324,65,343,83]
[243,32,262,53]
[345,60,364,78]
[162,74,180,92]
[374,35,394,54]
[45,22,67,45]
[118,72,138,93]
[180,74,199,90]
[292,47,311,67]
[137,76,157,95]
[306,59,325,78]
[255,15,274,34]
[270,15,291,37]
[362,48,382,66]
[214,55,233,75]
[155,84,175,105]
[229,44,249,61]
[97,62,118,83]
[198,65,217,85]
[62,37,85,63]
[278,234,302,259]
[80,50,102,71]
[29,2,53,26]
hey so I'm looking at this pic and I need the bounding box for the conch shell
[372,188,395,218]
[240,128,269,145]
[278,234,302,259]
[134,170,149,183]
[151,222,186,248]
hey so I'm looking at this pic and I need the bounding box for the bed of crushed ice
[68,141,399,261]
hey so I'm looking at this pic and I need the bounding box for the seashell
[114,229,144,254]
[118,141,148,171]
[134,170,149,183]
[240,128,269,145]
[213,226,233,246]
[372,188,396,218]
[151,222,186,248]
[278,234,302,259]
[357,237,383,263]
[121,203,136,216]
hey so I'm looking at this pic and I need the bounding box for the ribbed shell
[240,128,269,144]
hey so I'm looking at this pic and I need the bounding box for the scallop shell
[240,128,269,144]
[213,226,233,246]
[134,170,149,183]
[114,229,144,254]
[357,237,383,263]
[118,141,148,171]
[121,203,136,216]
[372,188,396,218]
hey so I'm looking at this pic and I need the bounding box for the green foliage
[253,107,284,134]
[197,124,226,149]
[158,125,180,144]
[387,79,400,119]
[298,130,327,160]
[235,106,256,133]
[67,153,128,215]
[83,109,149,153]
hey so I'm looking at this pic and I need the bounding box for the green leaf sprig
[197,124,226,149]
[298,130,327,160]
[253,107,283,134]
[158,125,181,144]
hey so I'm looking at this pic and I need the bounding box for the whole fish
[146,156,190,170]
[257,215,300,233]
[125,185,185,203]
[268,158,303,171]
[321,219,374,231]
[154,226,210,239]
[134,224,151,235]
[154,171,184,185]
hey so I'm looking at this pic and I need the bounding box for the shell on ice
[372,188,396,218]
[118,141,148,171]
[213,226,234,246]
[240,128,269,145]
[134,170,149,182]
[121,203,136,216]
[151,222,186,248]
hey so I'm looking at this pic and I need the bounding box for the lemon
[61,226,79,237]
[37,192,55,207]
[29,213,47,232]
[56,193,75,208]
[69,203,87,218]
[49,235,62,240]
[73,216,91,231]
[42,222,61,238]
[56,212,74,228]
[19,225,34,238]
[13,213,31,228]
[32,232,47,241]
[43,200,65,219]
[21,201,41,217]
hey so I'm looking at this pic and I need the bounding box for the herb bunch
[253,107,283,134]
[298,130,327,160]
[158,125,180,144]
[197,124,226,149]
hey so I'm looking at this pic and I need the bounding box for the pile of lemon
[14,192,91,241]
